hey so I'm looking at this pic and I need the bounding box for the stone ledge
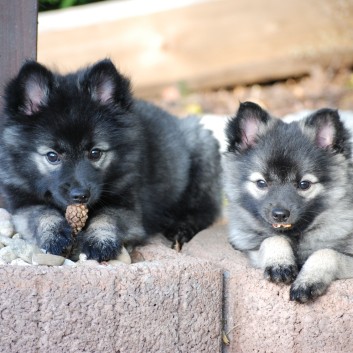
[0,239,223,353]
[183,224,353,353]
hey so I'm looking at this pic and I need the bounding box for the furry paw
[163,223,196,248]
[264,264,298,284]
[290,281,328,303]
[79,237,121,262]
[40,221,73,255]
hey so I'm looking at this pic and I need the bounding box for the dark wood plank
[0,0,37,206]
[0,0,38,111]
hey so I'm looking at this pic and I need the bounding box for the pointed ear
[83,59,132,109]
[304,108,351,157]
[5,60,53,116]
[226,101,271,153]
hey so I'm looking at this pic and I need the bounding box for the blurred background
[37,0,353,117]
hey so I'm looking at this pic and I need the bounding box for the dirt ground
[152,65,353,119]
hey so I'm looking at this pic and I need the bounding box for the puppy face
[30,140,115,208]
[1,59,141,209]
[243,163,324,234]
[225,102,351,236]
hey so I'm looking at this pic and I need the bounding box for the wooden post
[0,0,38,111]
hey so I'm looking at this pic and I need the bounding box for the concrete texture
[0,240,223,353]
[2,224,351,353]
[183,224,353,353]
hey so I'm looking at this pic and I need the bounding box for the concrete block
[0,240,223,353]
[183,224,353,353]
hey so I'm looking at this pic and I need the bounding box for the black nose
[70,188,90,204]
[272,208,290,222]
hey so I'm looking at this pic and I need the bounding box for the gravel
[153,66,353,118]
[0,208,132,267]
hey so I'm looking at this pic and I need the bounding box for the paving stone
[183,224,353,353]
[0,237,223,353]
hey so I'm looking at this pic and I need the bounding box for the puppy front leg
[12,206,73,255]
[290,249,353,303]
[249,235,298,284]
[76,207,146,262]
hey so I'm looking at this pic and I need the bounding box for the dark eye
[46,151,61,164]
[298,180,311,190]
[256,180,268,189]
[88,148,103,161]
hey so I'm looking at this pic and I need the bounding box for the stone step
[2,223,351,352]
[0,238,223,353]
[183,224,353,353]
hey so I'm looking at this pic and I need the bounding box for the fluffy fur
[0,59,222,261]
[224,101,353,303]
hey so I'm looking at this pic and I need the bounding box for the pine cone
[65,204,89,235]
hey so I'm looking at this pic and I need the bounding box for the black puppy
[0,59,222,261]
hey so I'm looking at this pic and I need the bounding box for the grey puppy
[224,101,353,303]
[0,59,222,261]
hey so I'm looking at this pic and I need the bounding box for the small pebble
[0,221,15,237]
[0,235,13,246]
[76,255,100,267]
[10,258,31,266]
[116,246,132,265]
[76,259,100,267]
[0,247,17,263]
[78,253,88,262]
[9,238,41,263]
[63,258,76,267]
[0,208,12,221]
[32,253,66,266]
[107,260,127,267]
